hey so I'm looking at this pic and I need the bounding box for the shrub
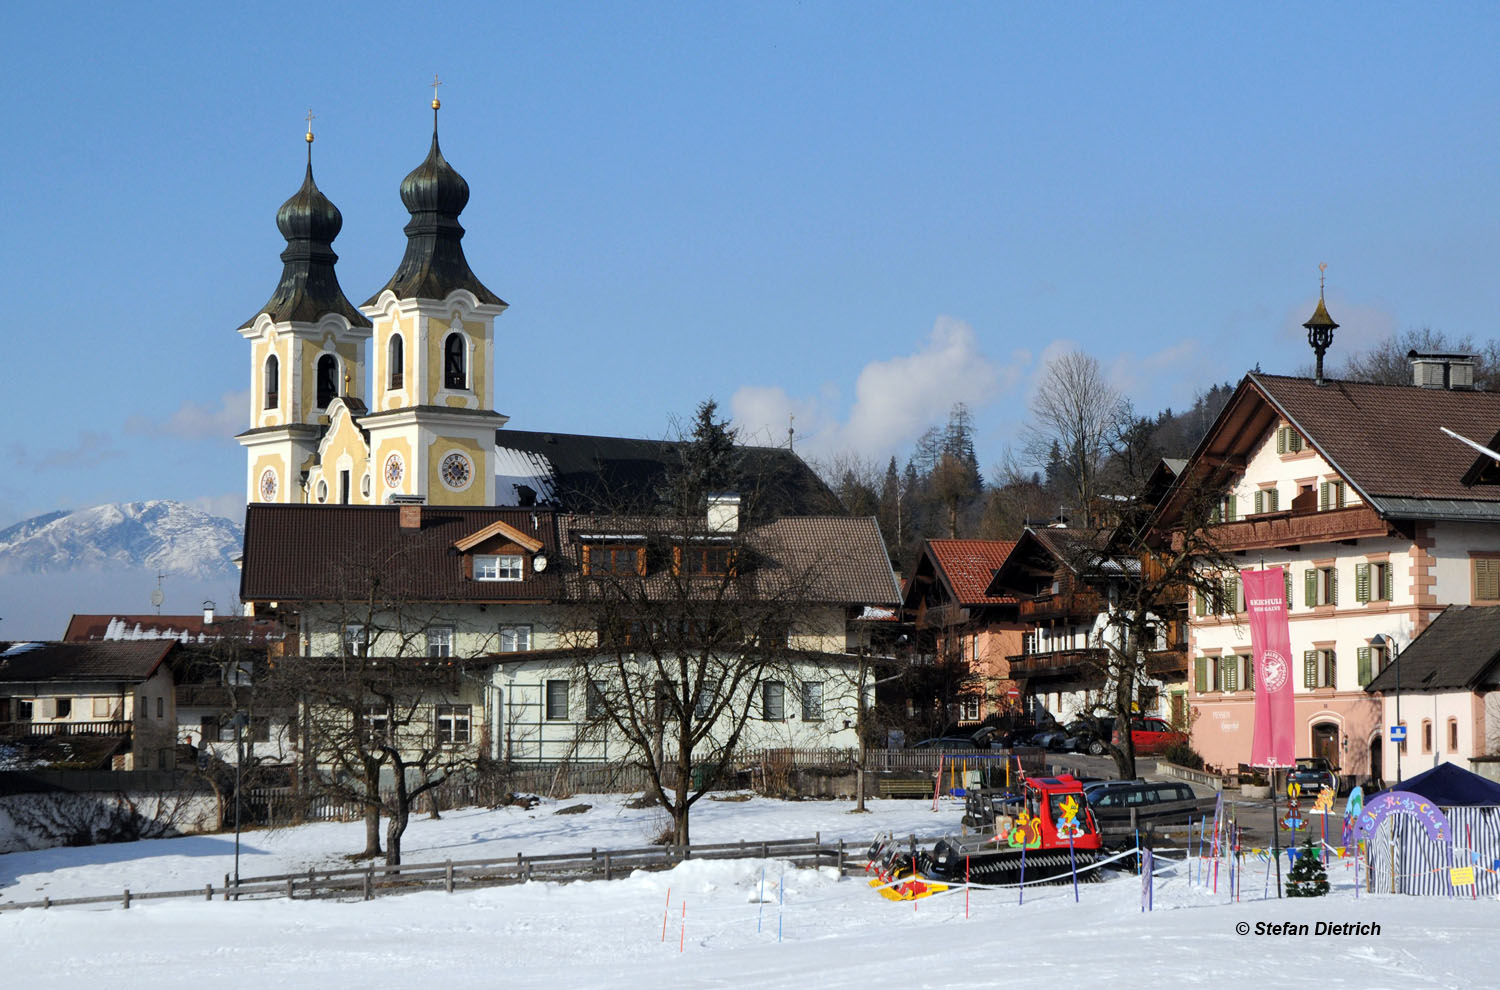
[1163,740,1204,770]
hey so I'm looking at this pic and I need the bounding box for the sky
[4,2,1500,527]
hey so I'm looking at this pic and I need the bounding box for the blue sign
[1390,725,1407,742]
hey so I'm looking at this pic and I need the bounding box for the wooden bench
[877,777,934,798]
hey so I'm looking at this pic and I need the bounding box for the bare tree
[1331,326,1500,388]
[263,540,489,865]
[1024,351,1127,527]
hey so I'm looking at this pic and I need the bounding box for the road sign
[1390,725,1407,742]
[1006,687,1021,699]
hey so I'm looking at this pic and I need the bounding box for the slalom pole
[1068,829,1079,903]
[680,900,686,953]
[1262,850,1271,900]
[662,887,671,942]
[1135,828,1141,876]
[757,867,765,932]
[1470,826,1478,901]
[1018,841,1026,906]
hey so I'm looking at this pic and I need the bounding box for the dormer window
[264,354,279,410]
[316,354,338,409]
[584,544,645,576]
[475,554,524,581]
[444,333,467,390]
[677,545,733,576]
[389,334,404,389]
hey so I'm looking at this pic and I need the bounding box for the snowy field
[2,794,1497,988]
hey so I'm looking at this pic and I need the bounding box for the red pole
[680,900,686,952]
[661,887,671,942]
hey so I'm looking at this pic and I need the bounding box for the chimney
[399,504,422,529]
[707,492,741,533]
[1408,350,1475,390]
[202,601,216,626]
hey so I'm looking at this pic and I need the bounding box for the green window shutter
[1211,502,1222,524]
[1195,588,1207,616]
[1223,656,1238,692]
[1304,569,1317,607]
[1319,482,1329,511]
[1336,481,1346,508]
[1328,650,1337,686]
[1284,568,1293,608]
[1355,563,1370,603]
[1245,656,1255,691]
[1277,428,1287,454]
[1194,656,1208,693]
[1304,650,1318,688]
[1235,576,1245,613]
[1268,488,1280,512]
[1226,494,1237,522]
[1358,646,1372,686]
[1254,490,1264,514]
[1477,559,1500,601]
[1383,563,1394,601]
[1331,567,1338,606]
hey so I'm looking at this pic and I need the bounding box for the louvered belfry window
[444,333,467,389]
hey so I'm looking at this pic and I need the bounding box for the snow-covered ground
[2,794,1496,988]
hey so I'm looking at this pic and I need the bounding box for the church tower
[237,120,372,504]
[358,92,508,506]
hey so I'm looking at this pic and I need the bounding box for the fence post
[605,852,613,881]
[286,878,294,900]
[123,889,130,910]
[43,896,50,909]
[365,864,374,900]
[223,873,230,902]
[445,860,454,894]
[838,839,846,875]
[204,884,212,902]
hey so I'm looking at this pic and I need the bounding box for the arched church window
[264,354,279,410]
[444,333,467,390]
[316,354,338,409]
[389,334,404,389]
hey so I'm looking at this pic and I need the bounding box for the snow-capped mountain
[0,501,242,578]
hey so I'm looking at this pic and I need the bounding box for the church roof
[239,154,371,331]
[364,117,504,308]
[494,430,844,519]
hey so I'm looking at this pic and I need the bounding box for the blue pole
[778,865,784,942]
[757,866,765,933]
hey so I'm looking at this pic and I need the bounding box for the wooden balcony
[916,602,970,629]
[1145,649,1189,678]
[1198,505,1393,553]
[1006,647,1107,680]
[1017,587,1107,623]
[0,719,132,741]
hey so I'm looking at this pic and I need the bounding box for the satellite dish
[150,588,165,608]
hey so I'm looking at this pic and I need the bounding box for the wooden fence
[0,835,849,913]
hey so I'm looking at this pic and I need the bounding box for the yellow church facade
[237,100,507,509]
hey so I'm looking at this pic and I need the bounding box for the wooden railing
[0,835,852,913]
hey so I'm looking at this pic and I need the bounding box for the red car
[1113,717,1187,755]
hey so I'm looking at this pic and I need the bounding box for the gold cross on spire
[1318,261,1328,296]
[431,74,442,110]
[305,107,315,144]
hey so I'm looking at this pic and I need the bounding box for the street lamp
[231,710,248,892]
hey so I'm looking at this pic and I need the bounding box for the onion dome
[365,105,504,307]
[1302,296,1338,332]
[240,137,370,330]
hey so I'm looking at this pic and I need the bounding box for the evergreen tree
[1285,834,1329,897]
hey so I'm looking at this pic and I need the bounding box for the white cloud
[731,317,1018,460]
[125,390,248,443]
[186,492,247,523]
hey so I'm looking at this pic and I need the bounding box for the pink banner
[1242,567,1294,768]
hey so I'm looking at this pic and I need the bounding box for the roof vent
[1408,350,1475,390]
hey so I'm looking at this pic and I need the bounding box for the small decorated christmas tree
[1285,834,1329,897]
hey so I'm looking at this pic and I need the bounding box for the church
[236,94,508,509]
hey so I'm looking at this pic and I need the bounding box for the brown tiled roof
[63,614,286,645]
[0,641,174,683]
[924,540,1018,605]
[1253,374,1500,504]
[557,514,899,605]
[239,505,563,603]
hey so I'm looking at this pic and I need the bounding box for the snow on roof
[494,443,558,506]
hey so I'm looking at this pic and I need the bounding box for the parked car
[1112,717,1188,755]
[1287,757,1339,795]
[1062,717,1117,755]
[908,736,990,751]
[1084,779,1196,812]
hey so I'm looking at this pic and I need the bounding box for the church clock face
[259,469,278,502]
[383,453,404,489]
[440,451,473,490]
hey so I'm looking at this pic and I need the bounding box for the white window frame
[426,626,453,658]
[344,623,367,657]
[801,681,825,721]
[475,554,525,582]
[499,624,532,653]
[435,704,471,744]
[959,696,979,722]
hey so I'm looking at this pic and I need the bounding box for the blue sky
[3,2,1500,526]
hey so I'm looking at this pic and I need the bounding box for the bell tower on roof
[358,84,508,507]
[237,115,372,504]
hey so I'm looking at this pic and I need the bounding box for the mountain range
[0,501,244,640]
